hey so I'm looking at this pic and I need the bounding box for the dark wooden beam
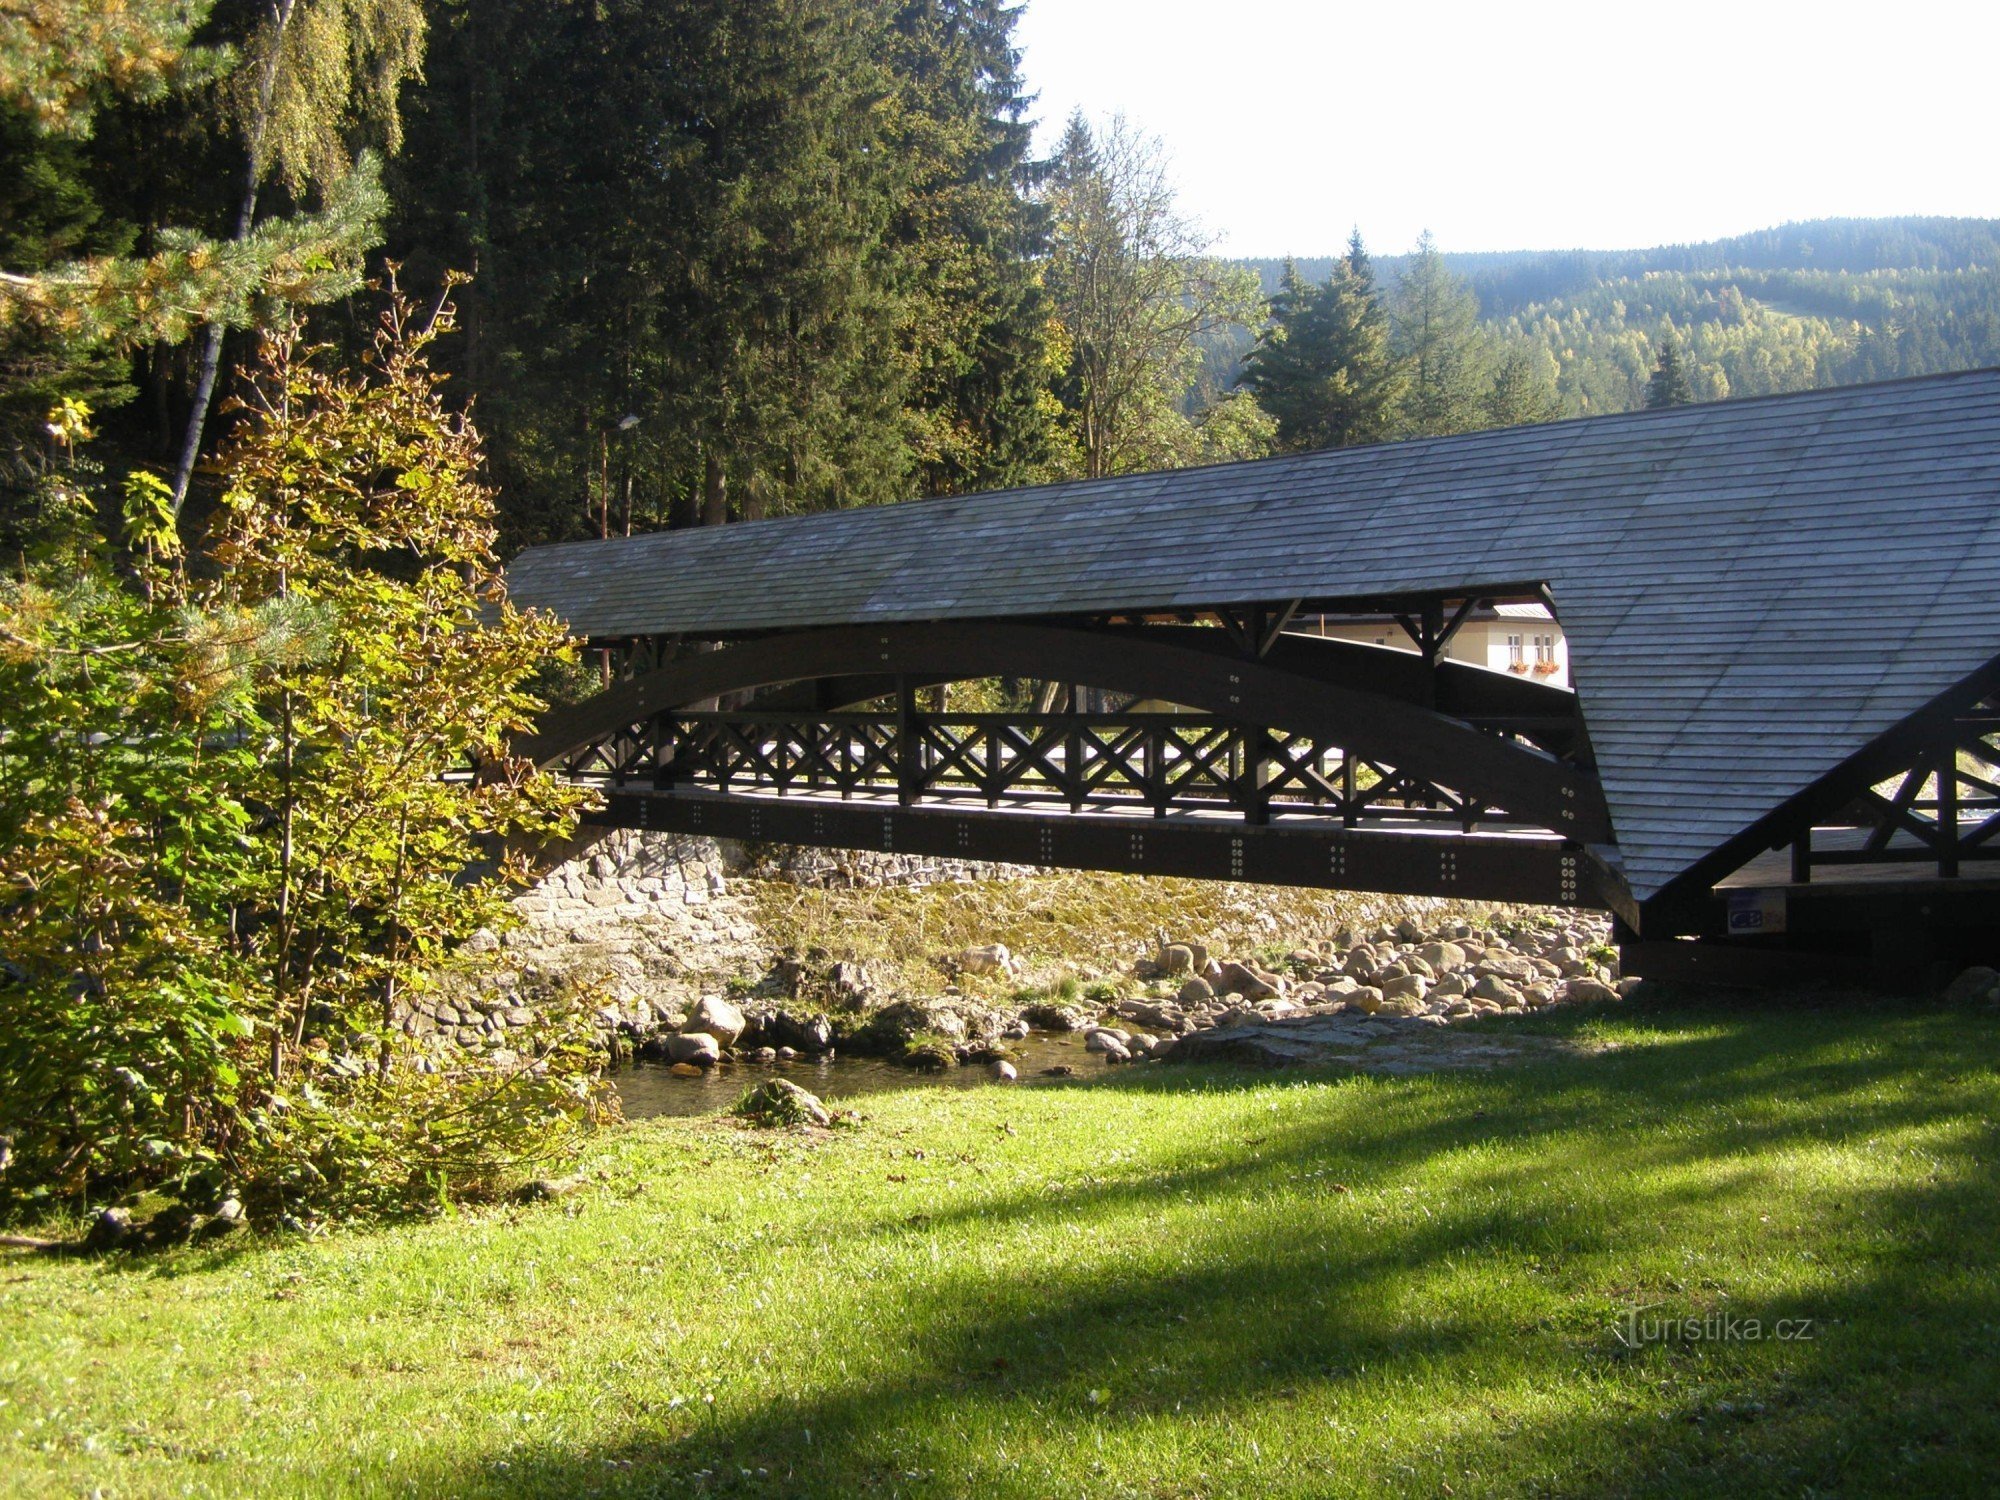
[522,620,1612,844]
[584,789,1623,913]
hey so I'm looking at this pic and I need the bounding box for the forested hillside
[1234,218,2000,414]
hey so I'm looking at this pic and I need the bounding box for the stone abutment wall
[403,827,1028,1047]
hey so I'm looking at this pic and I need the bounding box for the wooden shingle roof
[507,369,2000,899]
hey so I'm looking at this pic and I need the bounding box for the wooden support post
[1790,825,1812,883]
[651,719,676,791]
[1146,722,1167,818]
[1066,688,1084,813]
[1242,726,1271,826]
[1939,747,1960,877]
[896,675,919,807]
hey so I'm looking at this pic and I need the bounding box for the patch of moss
[897,1031,960,1071]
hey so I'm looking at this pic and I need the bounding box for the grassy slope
[5,990,1998,1498]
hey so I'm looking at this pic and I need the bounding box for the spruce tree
[1238,235,1399,453]
[1391,231,1491,438]
[394,0,919,540]
[884,0,1051,495]
[1313,231,1402,447]
[1646,329,1696,408]
[1485,346,1564,427]
[1237,259,1330,450]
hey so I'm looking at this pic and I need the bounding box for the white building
[1303,601,1570,688]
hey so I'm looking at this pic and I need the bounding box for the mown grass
[5,987,1999,1498]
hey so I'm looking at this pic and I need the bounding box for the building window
[1506,633,1523,666]
[1534,633,1556,664]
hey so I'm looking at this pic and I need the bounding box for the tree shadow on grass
[393,989,2000,1497]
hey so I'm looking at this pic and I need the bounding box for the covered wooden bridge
[507,369,2000,980]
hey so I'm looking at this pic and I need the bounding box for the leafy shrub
[0,290,599,1221]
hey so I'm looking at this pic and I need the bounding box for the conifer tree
[1242,232,1402,453]
[1315,232,1403,446]
[1391,231,1491,438]
[1646,328,1696,408]
[1485,345,1564,427]
[884,0,1051,495]
[163,0,427,517]
[0,0,394,517]
[1237,259,1326,449]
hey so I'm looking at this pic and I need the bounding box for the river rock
[1156,943,1195,976]
[826,960,871,1002]
[1471,975,1525,1008]
[1946,965,2000,1005]
[1345,986,1386,1015]
[1217,960,1281,1000]
[1418,940,1468,973]
[85,1206,133,1251]
[1381,973,1429,1004]
[666,1032,721,1066]
[1094,1035,1131,1063]
[991,1059,1018,1082]
[688,995,746,1047]
[770,1008,834,1053]
[1549,945,1593,977]
[959,943,1017,977]
[1119,1000,1182,1030]
[1560,977,1620,1005]
[1019,1002,1090,1032]
[670,1061,704,1076]
[1178,977,1215,1006]
[1477,952,1537,983]
[736,1078,831,1127]
[870,999,968,1046]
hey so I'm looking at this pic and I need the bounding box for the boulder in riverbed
[735,1078,832,1128]
[959,943,1018,977]
[1946,965,2000,1005]
[1216,960,1282,1000]
[688,995,746,1047]
[666,1032,721,1066]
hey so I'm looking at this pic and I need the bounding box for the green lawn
[5,989,1999,1498]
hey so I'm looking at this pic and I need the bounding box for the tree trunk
[702,449,728,526]
[167,0,299,520]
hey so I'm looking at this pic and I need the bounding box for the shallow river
[612,1030,1095,1119]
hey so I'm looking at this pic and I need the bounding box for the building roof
[507,369,2000,900]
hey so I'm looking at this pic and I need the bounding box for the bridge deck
[581,783,1601,908]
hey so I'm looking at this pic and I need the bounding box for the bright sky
[1013,0,1999,257]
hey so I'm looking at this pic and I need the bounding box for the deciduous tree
[1041,112,1264,477]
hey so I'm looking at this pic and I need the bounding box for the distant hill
[1220,217,2000,415]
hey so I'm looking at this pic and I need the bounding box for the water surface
[613,1030,1094,1118]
